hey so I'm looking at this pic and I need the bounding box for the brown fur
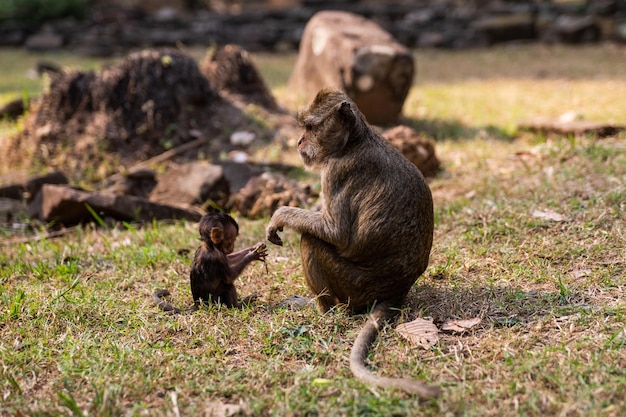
[154,212,266,312]
[266,88,439,397]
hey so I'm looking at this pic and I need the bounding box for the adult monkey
[266,88,440,398]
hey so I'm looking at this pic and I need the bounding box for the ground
[0,44,625,416]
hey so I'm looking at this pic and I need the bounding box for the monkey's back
[323,133,433,299]
[189,246,231,303]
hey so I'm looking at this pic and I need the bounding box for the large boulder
[289,10,415,125]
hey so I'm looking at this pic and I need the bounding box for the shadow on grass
[409,283,586,326]
[399,116,514,142]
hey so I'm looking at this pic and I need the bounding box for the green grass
[1,44,626,416]
[0,48,111,98]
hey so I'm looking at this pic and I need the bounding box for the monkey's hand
[266,225,284,246]
[267,206,294,246]
[252,242,268,261]
[243,243,267,263]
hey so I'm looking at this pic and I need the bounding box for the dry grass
[1,44,625,416]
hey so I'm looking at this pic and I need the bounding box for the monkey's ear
[210,227,224,244]
[338,100,356,125]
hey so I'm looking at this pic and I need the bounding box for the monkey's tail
[349,305,441,398]
[152,289,183,314]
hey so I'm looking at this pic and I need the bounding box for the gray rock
[217,161,267,194]
[25,27,64,51]
[0,184,24,200]
[28,184,202,225]
[0,171,68,202]
[106,169,157,199]
[471,13,536,44]
[614,19,626,42]
[24,171,69,202]
[552,15,600,43]
[149,161,230,207]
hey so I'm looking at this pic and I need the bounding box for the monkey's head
[296,88,368,167]
[198,212,239,254]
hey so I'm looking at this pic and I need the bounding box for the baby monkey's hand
[251,242,268,261]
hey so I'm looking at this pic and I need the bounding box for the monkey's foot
[240,293,259,307]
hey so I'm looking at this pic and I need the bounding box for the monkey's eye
[304,123,313,131]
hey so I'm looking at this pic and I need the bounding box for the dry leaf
[531,209,570,222]
[396,318,439,348]
[205,401,243,417]
[441,317,482,333]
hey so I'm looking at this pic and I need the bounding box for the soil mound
[201,44,279,111]
[5,49,224,179]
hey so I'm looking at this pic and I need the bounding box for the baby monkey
[154,212,267,313]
